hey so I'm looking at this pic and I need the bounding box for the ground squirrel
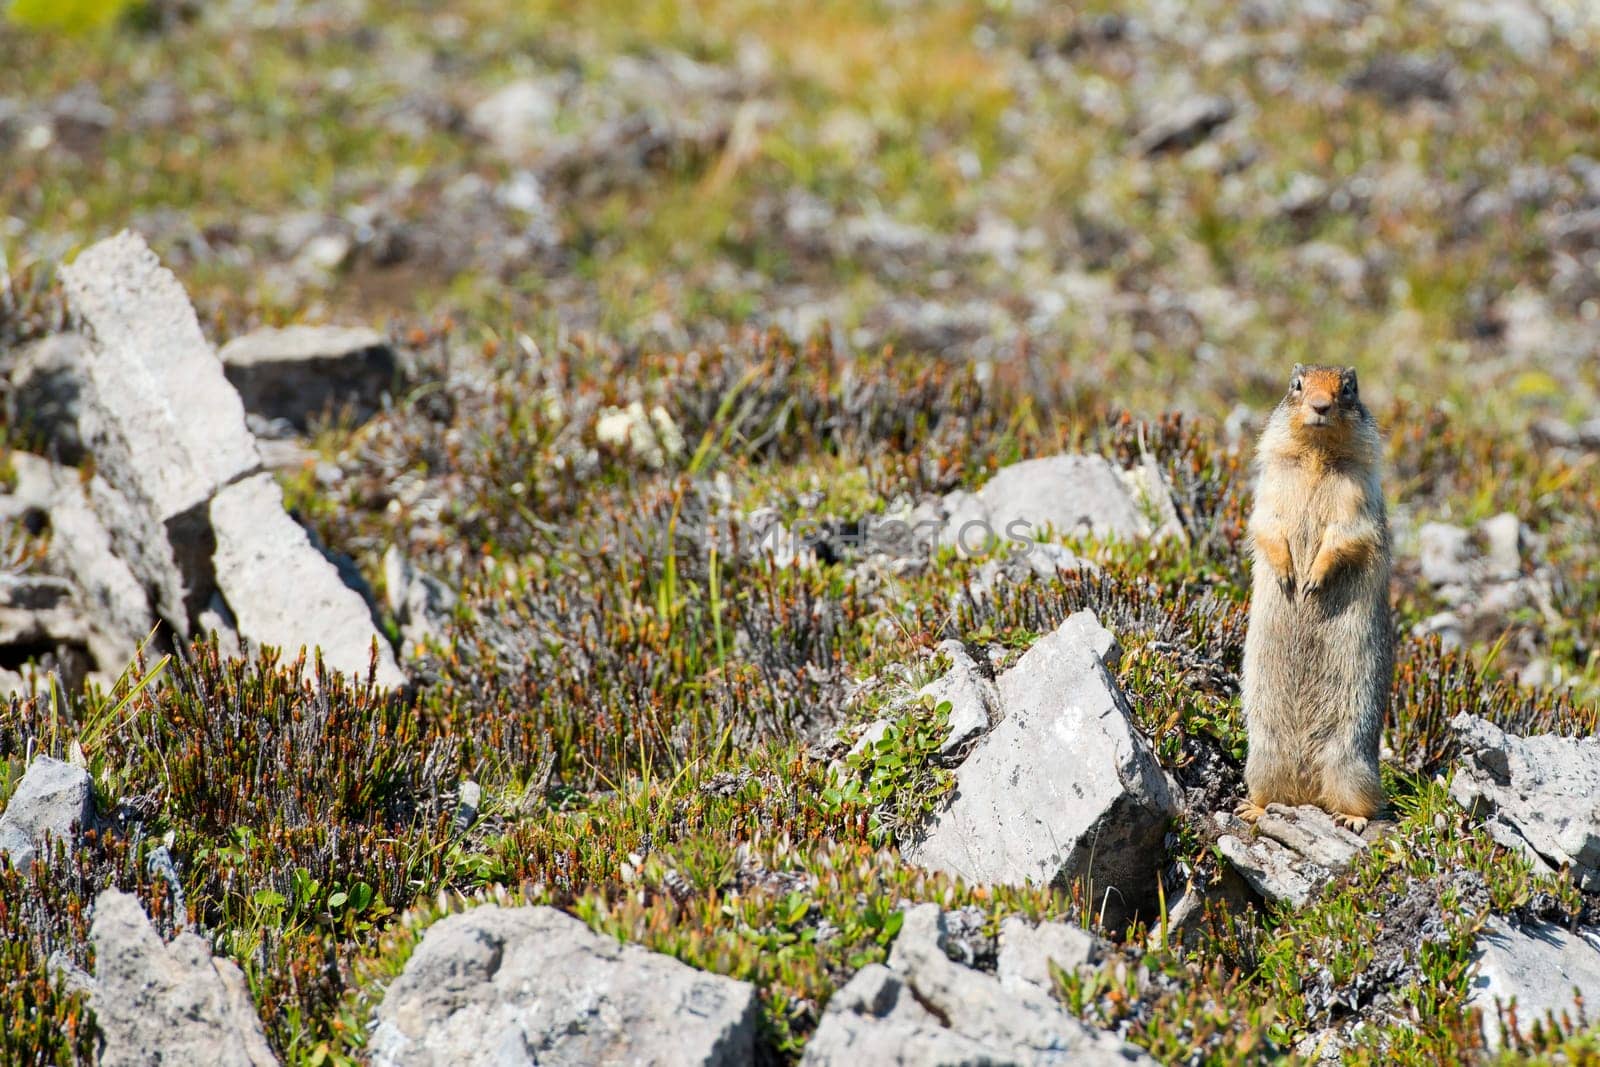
[1237,364,1392,834]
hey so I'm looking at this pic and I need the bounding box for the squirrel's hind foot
[1331,812,1369,834]
[1234,800,1267,824]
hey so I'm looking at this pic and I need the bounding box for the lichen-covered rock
[211,473,404,688]
[0,756,94,870]
[1450,714,1600,890]
[1468,917,1600,1050]
[370,904,759,1067]
[904,613,1177,923]
[802,904,1150,1066]
[90,889,279,1067]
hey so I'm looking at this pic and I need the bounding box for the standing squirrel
[1237,364,1393,833]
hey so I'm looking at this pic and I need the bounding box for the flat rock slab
[904,612,1177,923]
[371,904,758,1067]
[91,889,278,1067]
[1469,917,1600,1051]
[802,904,1149,1066]
[1450,714,1600,890]
[211,473,403,688]
[935,454,1176,554]
[0,756,94,869]
[1214,805,1373,908]
[220,324,398,430]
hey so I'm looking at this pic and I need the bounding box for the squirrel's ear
[1292,362,1305,376]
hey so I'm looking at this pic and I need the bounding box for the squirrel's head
[1285,363,1364,434]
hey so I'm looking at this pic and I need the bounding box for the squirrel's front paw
[1300,573,1323,598]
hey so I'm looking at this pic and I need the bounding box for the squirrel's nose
[1308,396,1333,415]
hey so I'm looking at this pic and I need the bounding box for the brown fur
[1238,364,1393,833]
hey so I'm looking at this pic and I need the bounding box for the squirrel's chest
[1268,469,1363,546]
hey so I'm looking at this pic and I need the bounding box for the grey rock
[469,78,563,159]
[802,904,1150,1066]
[370,903,758,1067]
[1418,522,1474,588]
[1412,610,1465,650]
[1134,95,1235,155]
[1469,917,1600,1051]
[972,542,1098,600]
[1454,0,1550,60]
[8,453,156,673]
[3,332,89,462]
[917,640,1000,759]
[383,545,458,657]
[0,756,94,870]
[904,614,1178,924]
[219,325,398,430]
[1345,54,1456,106]
[1577,417,1600,449]
[211,473,404,688]
[1450,714,1600,890]
[1479,513,1523,582]
[60,231,261,630]
[90,889,278,1067]
[998,916,1095,993]
[1214,805,1370,908]
[195,592,243,661]
[936,455,1170,555]
[1056,610,1123,670]
[0,666,28,699]
[0,573,88,649]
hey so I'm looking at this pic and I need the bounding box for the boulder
[219,324,398,430]
[1450,714,1600,890]
[801,904,1150,1066]
[370,904,758,1067]
[903,613,1177,924]
[1213,805,1372,909]
[211,473,404,688]
[0,756,94,869]
[90,889,279,1067]
[1469,917,1600,1050]
[935,455,1177,556]
[60,230,261,629]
